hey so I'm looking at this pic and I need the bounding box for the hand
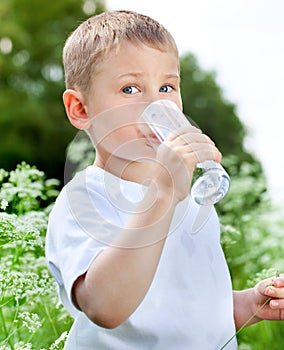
[253,275,284,321]
[154,126,222,202]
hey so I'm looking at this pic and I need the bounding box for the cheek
[88,102,155,159]
[87,101,111,120]
[100,126,153,160]
[89,103,147,144]
[93,124,137,148]
[174,96,183,110]
[118,125,139,139]
[109,126,140,149]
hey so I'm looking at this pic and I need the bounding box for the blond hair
[63,10,178,95]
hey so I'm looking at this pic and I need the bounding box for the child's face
[87,41,181,116]
[85,41,182,164]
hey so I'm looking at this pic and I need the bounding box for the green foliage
[0,164,72,349]
[217,156,284,287]
[216,156,284,348]
[180,54,254,166]
[65,131,96,182]
[1,161,284,349]
[0,162,60,215]
[0,0,106,181]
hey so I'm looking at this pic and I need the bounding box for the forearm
[233,289,261,330]
[74,182,177,328]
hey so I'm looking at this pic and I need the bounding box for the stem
[0,305,8,338]
[42,302,59,337]
[0,306,14,350]
[9,299,20,345]
[219,297,272,350]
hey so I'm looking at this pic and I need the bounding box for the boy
[46,10,284,349]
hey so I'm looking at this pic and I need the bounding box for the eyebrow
[115,72,180,80]
[115,72,143,79]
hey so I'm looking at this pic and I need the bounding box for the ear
[63,89,90,130]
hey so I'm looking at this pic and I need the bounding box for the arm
[233,276,284,330]
[73,126,221,329]
[74,182,176,329]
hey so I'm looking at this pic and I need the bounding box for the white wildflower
[0,199,8,210]
[49,331,68,350]
[18,312,42,333]
[14,342,33,350]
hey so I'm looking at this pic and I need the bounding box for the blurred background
[1,1,284,348]
[1,0,283,201]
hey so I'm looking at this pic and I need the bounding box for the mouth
[147,133,161,143]
[138,122,161,148]
[143,133,161,151]
[143,131,160,144]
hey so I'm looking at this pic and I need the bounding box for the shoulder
[50,166,104,215]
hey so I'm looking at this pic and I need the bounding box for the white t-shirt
[46,165,237,350]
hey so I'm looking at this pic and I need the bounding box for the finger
[262,302,284,321]
[183,144,222,164]
[258,276,277,294]
[265,286,284,299]
[171,141,221,159]
[273,277,284,288]
[167,133,216,151]
[181,133,215,146]
[166,126,202,141]
[269,298,284,310]
[261,276,284,295]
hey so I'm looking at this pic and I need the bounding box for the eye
[122,86,139,94]
[159,85,174,93]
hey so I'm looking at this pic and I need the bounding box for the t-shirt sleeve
[45,174,123,315]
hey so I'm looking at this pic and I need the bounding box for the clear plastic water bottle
[139,99,230,205]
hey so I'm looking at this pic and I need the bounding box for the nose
[142,88,163,105]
